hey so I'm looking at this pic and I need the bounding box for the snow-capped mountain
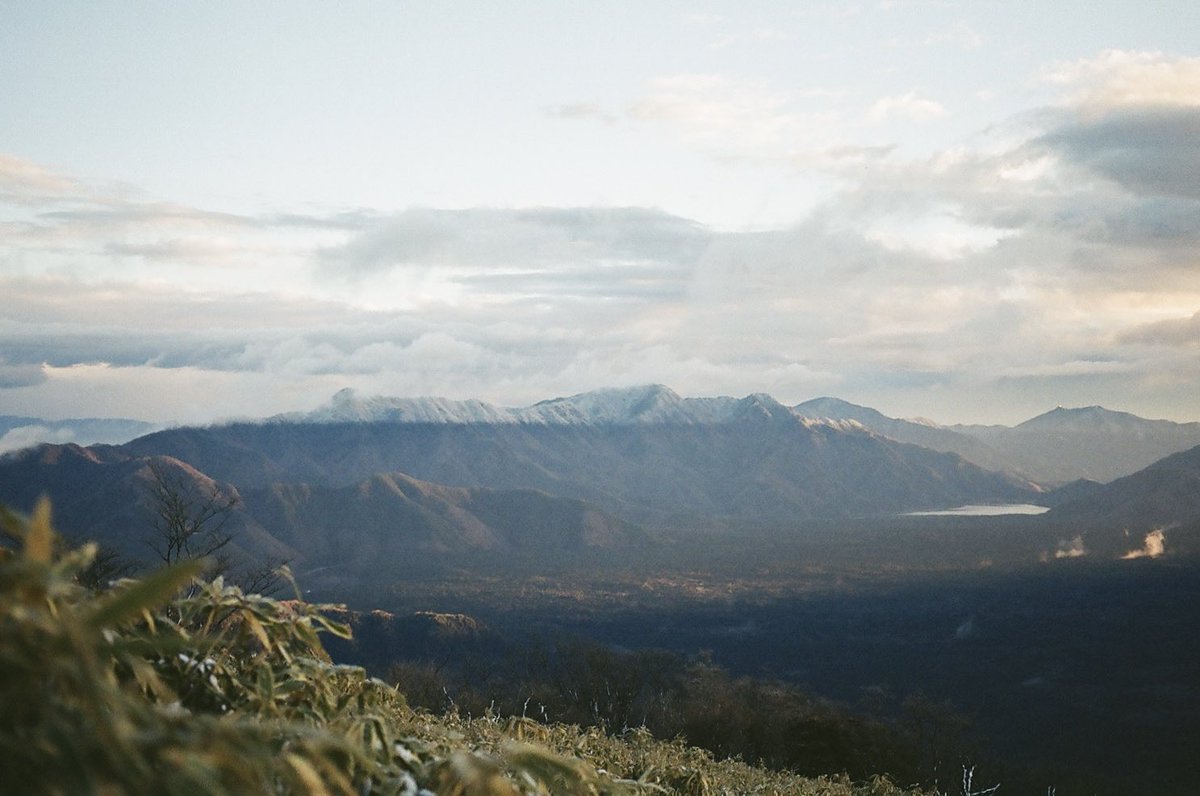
[273,384,860,429]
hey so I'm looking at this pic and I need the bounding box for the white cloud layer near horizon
[1,6,1199,429]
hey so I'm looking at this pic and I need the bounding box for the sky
[1,1,1199,427]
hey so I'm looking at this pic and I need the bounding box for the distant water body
[905,504,1050,517]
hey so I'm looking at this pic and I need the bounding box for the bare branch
[145,461,238,569]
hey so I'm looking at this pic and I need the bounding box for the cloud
[0,425,76,454]
[4,44,1200,427]
[1054,535,1086,559]
[319,207,710,301]
[866,91,948,122]
[0,154,87,205]
[996,359,1135,379]
[1037,107,1200,199]
[544,103,617,124]
[1122,528,1167,559]
[887,20,982,50]
[707,27,790,50]
[554,74,853,174]
[625,74,825,158]
[864,208,1013,260]
[1046,50,1200,109]
[1120,312,1200,348]
[0,361,47,389]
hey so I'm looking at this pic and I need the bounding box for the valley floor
[316,517,1200,795]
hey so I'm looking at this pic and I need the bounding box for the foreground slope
[0,515,928,796]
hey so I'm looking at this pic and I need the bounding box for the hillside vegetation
[0,500,930,796]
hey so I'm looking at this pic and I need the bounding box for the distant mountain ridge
[5,387,1197,488]
[271,387,1200,485]
[7,386,1200,578]
[788,397,1200,484]
[950,405,1200,484]
[792,397,1010,473]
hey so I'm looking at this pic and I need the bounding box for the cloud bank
[2,51,1199,425]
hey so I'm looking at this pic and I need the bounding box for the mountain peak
[1017,405,1147,431]
[532,384,685,422]
[732,393,795,423]
[793,396,890,425]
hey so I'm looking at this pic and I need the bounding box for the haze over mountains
[0,415,157,455]
[794,397,1200,484]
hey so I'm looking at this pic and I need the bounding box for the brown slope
[239,470,648,570]
[0,443,294,568]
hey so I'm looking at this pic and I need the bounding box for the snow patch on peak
[278,385,822,428]
[732,393,794,422]
[793,396,889,425]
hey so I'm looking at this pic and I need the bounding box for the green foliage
[0,500,932,795]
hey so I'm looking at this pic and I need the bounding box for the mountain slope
[1047,443,1200,530]
[0,443,649,580]
[793,397,1009,472]
[952,406,1200,484]
[242,470,647,565]
[0,443,291,566]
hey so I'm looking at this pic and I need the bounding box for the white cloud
[5,40,1200,426]
[887,20,983,50]
[866,91,948,122]
[0,425,76,454]
[1045,50,1200,110]
[628,74,806,153]
[0,155,87,205]
[707,27,790,50]
[865,209,1014,260]
[544,103,617,124]
[1122,528,1166,559]
[682,12,723,25]
[1054,535,1086,559]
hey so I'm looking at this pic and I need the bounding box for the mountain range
[3,385,1200,577]
[118,387,1037,525]
[283,386,1200,484]
[794,398,1200,484]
